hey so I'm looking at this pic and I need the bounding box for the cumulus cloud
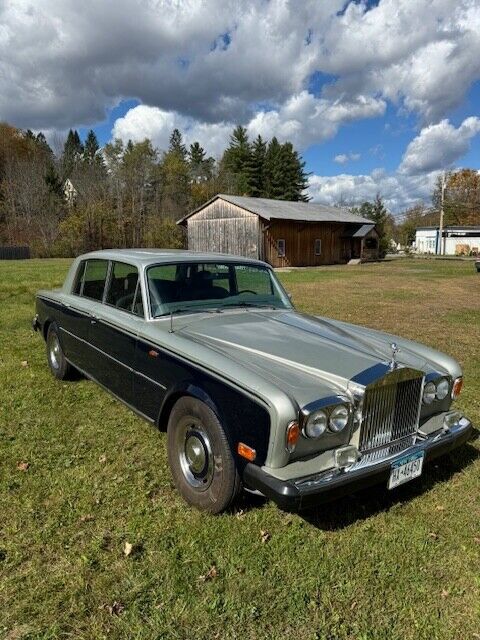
[334,152,361,164]
[308,169,439,213]
[399,117,480,175]
[112,105,232,156]
[0,0,479,138]
[111,95,384,155]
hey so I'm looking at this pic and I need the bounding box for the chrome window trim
[103,260,146,320]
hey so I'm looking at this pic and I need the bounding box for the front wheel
[167,396,241,513]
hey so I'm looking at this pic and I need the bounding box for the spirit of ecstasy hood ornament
[390,342,400,370]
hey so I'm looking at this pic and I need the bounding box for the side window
[105,261,140,312]
[277,239,286,257]
[72,260,87,295]
[314,239,322,256]
[82,260,109,301]
[132,281,144,317]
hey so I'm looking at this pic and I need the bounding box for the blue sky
[1,0,479,213]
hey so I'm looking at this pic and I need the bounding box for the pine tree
[83,130,100,164]
[188,142,213,183]
[221,125,252,194]
[263,137,282,198]
[169,128,187,161]
[62,129,84,178]
[247,135,266,197]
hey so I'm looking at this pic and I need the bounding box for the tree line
[0,122,309,256]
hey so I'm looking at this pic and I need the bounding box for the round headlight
[436,378,449,400]
[329,405,349,432]
[305,410,327,438]
[423,381,436,404]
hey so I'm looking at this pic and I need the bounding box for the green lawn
[0,258,479,640]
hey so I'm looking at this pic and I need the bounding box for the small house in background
[177,194,379,267]
[415,225,480,255]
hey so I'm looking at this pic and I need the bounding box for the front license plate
[388,451,424,490]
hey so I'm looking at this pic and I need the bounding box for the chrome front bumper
[243,416,475,510]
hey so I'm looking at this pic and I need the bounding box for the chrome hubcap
[176,417,214,490]
[49,335,61,369]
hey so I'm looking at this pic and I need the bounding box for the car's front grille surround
[358,368,424,458]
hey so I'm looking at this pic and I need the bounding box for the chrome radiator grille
[358,371,423,456]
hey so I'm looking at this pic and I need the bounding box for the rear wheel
[46,324,73,380]
[167,396,241,513]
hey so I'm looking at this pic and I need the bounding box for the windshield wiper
[217,302,277,311]
[155,307,213,318]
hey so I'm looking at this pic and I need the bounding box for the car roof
[78,248,268,268]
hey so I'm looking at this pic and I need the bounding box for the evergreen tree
[188,142,214,183]
[263,137,282,198]
[83,130,100,164]
[222,125,252,194]
[356,195,390,257]
[169,128,187,160]
[247,135,267,197]
[62,129,84,178]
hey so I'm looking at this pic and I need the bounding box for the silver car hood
[176,310,458,407]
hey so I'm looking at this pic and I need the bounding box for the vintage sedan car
[33,249,474,513]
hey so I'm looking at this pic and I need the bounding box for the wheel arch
[156,382,221,432]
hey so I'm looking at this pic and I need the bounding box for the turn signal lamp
[286,421,300,453]
[237,442,256,462]
[452,377,463,400]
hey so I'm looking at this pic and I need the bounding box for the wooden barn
[177,194,379,267]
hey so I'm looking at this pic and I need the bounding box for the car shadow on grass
[236,440,479,527]
[299,443,480,531]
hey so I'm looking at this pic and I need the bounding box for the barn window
[277,239,286,257]
[314,239,322,255]
[365,238,378,249]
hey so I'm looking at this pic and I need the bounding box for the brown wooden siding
[263,221,354,267]
[187,199,260,259]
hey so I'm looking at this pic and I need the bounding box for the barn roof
[178,194,374,225]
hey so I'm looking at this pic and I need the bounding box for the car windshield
[146,261,292,317]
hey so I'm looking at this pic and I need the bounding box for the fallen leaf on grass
[198,565,218,582]
[473,537,480,544]
[260,529,271,543]
[435,505,445,511]
[98,454,107,463]
[105,601,125,616]
[428,532,439,540]
[79,514,94,523]
[123,541,133,557]
[441,589,450,598]
[350,601,357,611]
[21,360,28,367]
[16,461,29,472]
[235,509,246,519]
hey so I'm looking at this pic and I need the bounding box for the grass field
[0,257,479,640]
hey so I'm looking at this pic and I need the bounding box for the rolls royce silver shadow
[33,249,474,513]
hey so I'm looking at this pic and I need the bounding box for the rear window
[81,260,109,301]
[105,261,143,315]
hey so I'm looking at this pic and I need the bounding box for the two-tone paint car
[33,249,474,513]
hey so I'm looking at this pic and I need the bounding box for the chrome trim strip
[59,326,167,390]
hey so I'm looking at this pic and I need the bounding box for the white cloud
[334,152,361,164]
[112,95,384,156]
[111,105,232,156]
[308,169,439,213]
[399,117,480,175]
[0,0,479,135]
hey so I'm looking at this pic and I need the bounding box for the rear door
[88,261,142,405]
[58,258,108,372]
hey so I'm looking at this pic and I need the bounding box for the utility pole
[438,172,446,255]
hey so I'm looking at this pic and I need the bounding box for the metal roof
[352,224,376,238]
[178,194,374,225]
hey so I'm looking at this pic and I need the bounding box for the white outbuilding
[414,226,480,256]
